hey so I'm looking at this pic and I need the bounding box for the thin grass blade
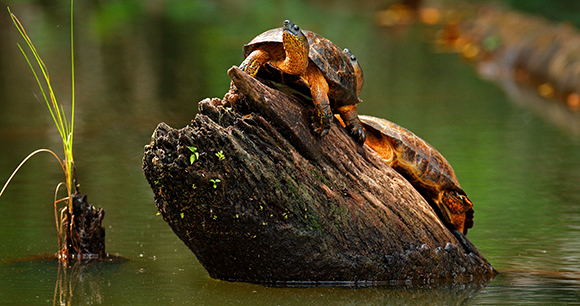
[0,149,65,198]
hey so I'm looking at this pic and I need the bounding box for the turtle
[358,115,475,236]
[342,48,474,232]
[342,49,477,251]
[239,20,365,144]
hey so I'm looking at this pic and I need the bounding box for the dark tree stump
[142,66,496,285]
[68,192,106,258]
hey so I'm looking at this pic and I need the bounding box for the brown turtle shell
[243,28,360,107]
[359,115,474,232]
[360,115,459,189]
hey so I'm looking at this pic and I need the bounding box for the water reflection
[54,261,105,305]
[475,271,580,304]
[0,254,125,305]
[196,278,491,306]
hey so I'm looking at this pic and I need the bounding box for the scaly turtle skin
[240,20,365,144]
[359,115,474,235]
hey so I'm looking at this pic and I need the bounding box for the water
[1,1,580,304]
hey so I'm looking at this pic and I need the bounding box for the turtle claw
[310,114,332,137]
[347,122,366,145]
[314,127,330,137]
[310,120,331,137]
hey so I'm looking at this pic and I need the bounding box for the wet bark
[142,66,495,285]
[59,179,106,264]
[67,192,105,257]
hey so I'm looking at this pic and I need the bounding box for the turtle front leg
[337,104,366,144]
[307,68,333,137]
[240,49,271,77]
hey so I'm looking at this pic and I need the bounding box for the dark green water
[1,1,580,304]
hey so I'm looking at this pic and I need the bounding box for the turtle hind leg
[450,227,481,256]
[337,104,366,144]
[240,49,271,77]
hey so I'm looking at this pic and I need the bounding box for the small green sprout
[218,107,233,124]
[180,212,185,219]
[210,179,221,189]
[215,150,225,161]
[187,146,199,164]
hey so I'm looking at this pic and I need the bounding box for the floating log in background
[142,66,495,285]
[457,5,580,111]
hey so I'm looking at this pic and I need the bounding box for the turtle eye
[294,24,300,31]
[350,54,356,61]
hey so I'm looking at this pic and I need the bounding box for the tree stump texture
[142,66,496,285]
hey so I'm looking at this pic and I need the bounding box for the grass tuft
[7,6,75,197]
[2,1,78,263]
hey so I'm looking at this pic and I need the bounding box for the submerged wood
[66,192,105,258]
[142,66,495,284]
[58,179,106,264]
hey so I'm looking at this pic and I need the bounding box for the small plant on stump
[1,2,106,265]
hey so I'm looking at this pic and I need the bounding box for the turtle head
[281,20,309,75]
[283,20,303,37]
[344,48,364,96]
[440,190,473,234]
[442,190,473,214]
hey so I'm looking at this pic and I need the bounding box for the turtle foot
[310,115,331,138]
[347,122,366,145]
[336,105,365,145]
[310,122,330,137]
